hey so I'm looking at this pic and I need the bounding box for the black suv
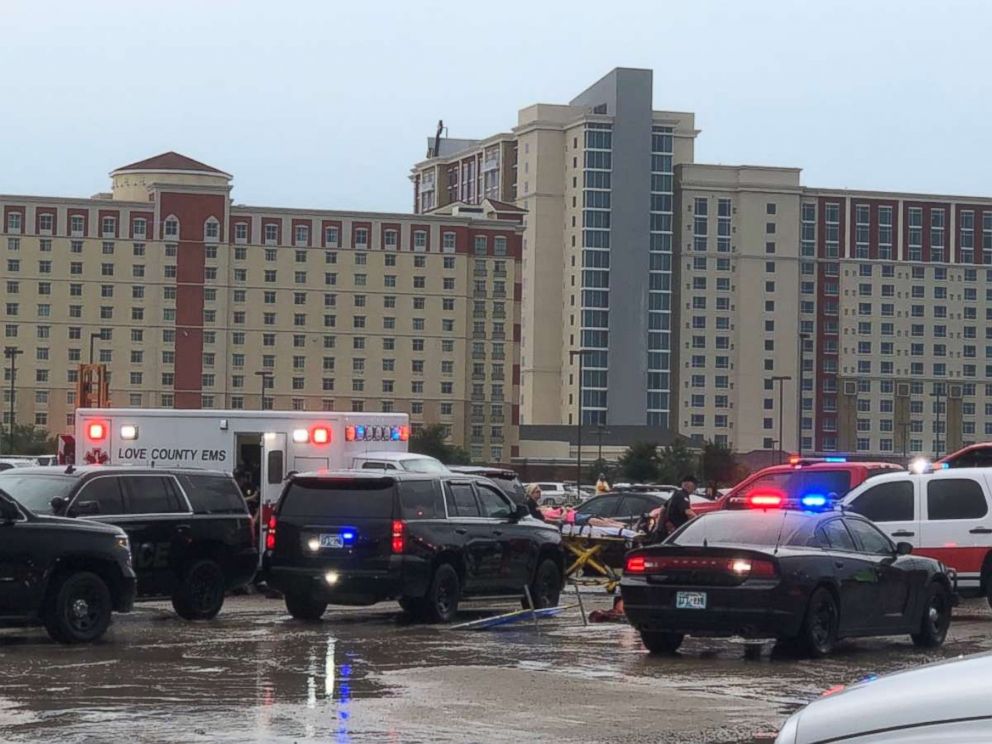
[263,471,565,622]
[0,466,258,621]
[0,488,136,643]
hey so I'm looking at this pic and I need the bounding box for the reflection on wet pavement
[1,596,990,743]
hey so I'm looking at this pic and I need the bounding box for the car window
[818,519,857,552]
[926,478,989,520]
[72,477,125,515]
[280,478,394,518]
[361,461,395,470]
[398,480,445,520]
[578,495,621,517]
[0,473,77,514]
[948,449,992,468]
[672,511,809,547]
[445,483,481,517]
[123,476,186,514]
[616,495,654,517]
[476,484,513,519]
[399,457,448,474]
[845,518,894,555]
[848,481,915,522]
[183,475,247,514]
[538,484,555,491]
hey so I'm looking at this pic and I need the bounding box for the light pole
[931,386,945,459]
[569,349,591,494]
[4,347,23,455]
[255,371,273,411]
[89,331,103,365]
[596,424,610,464]
[770,375,792,464]
[797,334,810,456]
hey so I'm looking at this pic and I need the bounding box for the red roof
[486,199,526,213]
[112,151,227,175]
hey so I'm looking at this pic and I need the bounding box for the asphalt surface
[1,593,991,744]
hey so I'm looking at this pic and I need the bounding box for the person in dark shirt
[666,474,699,531]
[525,483,547,521]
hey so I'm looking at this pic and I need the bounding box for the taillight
[391,520,405,554]
[729,558,778,578]
[625,555,646,573]
[265,515,277,551]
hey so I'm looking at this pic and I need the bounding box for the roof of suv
[292,470,492,483]
[1,465,232,479]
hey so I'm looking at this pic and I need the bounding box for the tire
[43,571,113,644]
[799,587,839,658]
[521,559,562,610]
[984,568,992,611]
[285,592,327,621]
[399,596,425,618]
[422,563,460,623]
[640,630,684,655]
[911,582,952,648]
[172,559,226,621]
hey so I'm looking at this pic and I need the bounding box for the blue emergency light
[355,425,366,440]
[824,457,847,463]
[801,494,828,509]
[340,530,357,545]
[390,426,401,441]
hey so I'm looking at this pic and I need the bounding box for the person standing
[665,474,699,533]
[595,473,611,494]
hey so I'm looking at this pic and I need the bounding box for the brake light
[87,422,107,441]
[626,555,646,573]
[265,515,277,551]
[311,426,331,445]
[747,492,784,508]
[391,520,405,554]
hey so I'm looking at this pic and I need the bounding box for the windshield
[671,511,809,547]
[0,473,78,514]
[735,470,852,501]
[399,457,448,474]
[280,478,395,519]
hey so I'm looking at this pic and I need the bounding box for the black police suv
[621,509,956,657]
[263,471,565,622]
[0,466,258,621]
[0,488,136,643]
[448,466,526,504]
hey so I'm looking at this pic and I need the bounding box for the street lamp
[89,331,103,365]
[797,334,810,457]
[254,371,273,411]
[569,349,593,495]
[3,347,23,455]
[770,375,792,465]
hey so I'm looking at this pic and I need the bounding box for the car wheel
[800,587,839,658]
[172,559,226,621]
[640,630,684,655]
[984,568,992,611]
[911,582,951,648]
[521,559,562,610]
[423,563,460,623]
[43,571,112,644]
[285,592,328,621]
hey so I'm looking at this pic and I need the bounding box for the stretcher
[560,523,644,593]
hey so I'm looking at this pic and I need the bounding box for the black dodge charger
[621,509,956,657]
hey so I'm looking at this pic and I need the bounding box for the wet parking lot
[2,594,991,744]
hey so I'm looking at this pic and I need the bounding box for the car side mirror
[896,541,913,556]
[0,500,19,524]
[50,496,67,515]
[71,500,99,516]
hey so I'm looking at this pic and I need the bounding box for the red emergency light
[345,425,356,442]
[747,492,784,508]
[87,421,107,442]
[311,426,331,445]
[399,425,409,442]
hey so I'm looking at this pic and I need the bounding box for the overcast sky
[1,0,989,212]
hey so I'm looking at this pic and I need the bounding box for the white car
[842,467,992,605]
[0,458,36,472]
[350,452,449,474]
[776,651,992,743]
[528,482,576,506]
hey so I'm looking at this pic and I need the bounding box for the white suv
[842,468,992,605]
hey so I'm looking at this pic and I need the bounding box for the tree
[584,457,619,485]
[699,440,738,495]
[410,424,473,465]
[618,442,661,483]
[0,424,57,456]
[656,436,699,486]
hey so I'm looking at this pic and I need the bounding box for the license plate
[319,534,344,549]
[676,591,707,610]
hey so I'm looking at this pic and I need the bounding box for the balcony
[494,269,507,278]
[471,414,485,423]
[471,391,485,401]
[472,351,486,360]
[493,290,506,299]
[474,288,487,298]
[491,331,505,340]
[474,268,488,277]
[492,351,505,360]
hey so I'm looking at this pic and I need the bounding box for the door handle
[969,527,992,535]
[492,530,503,536]
[174,524,190,532]
[891,530,915,537]
[834,561,844,569]
[454,528,468,535]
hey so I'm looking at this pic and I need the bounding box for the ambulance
[66,408,412,547]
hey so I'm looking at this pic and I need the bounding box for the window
[845,519,894,555]
[927,479,988,520]
[848,482,914,522]
[817,520,857,552]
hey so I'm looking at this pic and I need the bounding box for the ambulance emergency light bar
[344,424,409,443]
